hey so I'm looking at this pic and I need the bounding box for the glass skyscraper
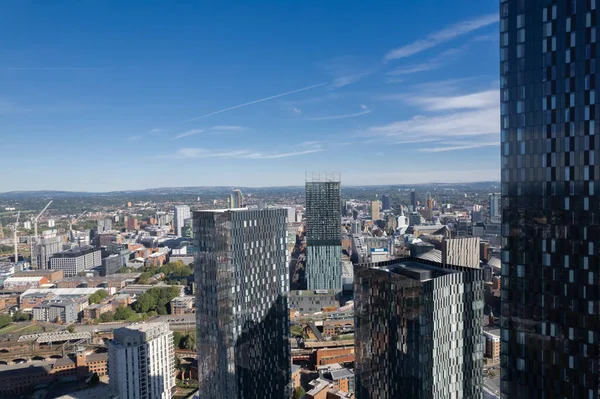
[354,257,484,399]
[501,0,600,397]
[193,208,290,399]
[305,174,342,291]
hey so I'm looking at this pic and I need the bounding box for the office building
[49,246,101,277]
[305,174,342,291]
[410,190,417,210]
[108,322,175,399]
[488,193,501,219]
[32,301,79,323]
[30,235,63,269]
[370,200,380,221]
[381,194,390,210]
[354,257,484,399]
[193,208,290,399]
[126,217,139,231]
[229,189,244,209]
[173,205,191,237]
[97,218,113,233]
[500,1,600,397]
[441,237,480,268]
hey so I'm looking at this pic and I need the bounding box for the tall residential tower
[501,0,600,397]
[305,173,342,291]
[174,205,191,237]
[193,208,290,399]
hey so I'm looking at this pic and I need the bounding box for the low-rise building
[82,302,113,322]
[14,269,64,283]
[289,290,339,314]
[484,329,501,363]
[3,276,49,290]
[170,295,195,314]
[292,364,302,390]
[316,347,355,367]
[144,252,167,268]
[33,300,79,323]
[323,319,354,337]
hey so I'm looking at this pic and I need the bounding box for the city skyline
[1,1,500,191]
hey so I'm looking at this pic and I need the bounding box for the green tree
[67,324,76,333]
[173,332,183,349]
[293,386,305,399]
[12,310,31,322]
[180,333,196,350]
[133,293,154,313]
[99,311,114,323]
[88,290,109,305]
[0,314,12,328]
[114,306,134,320]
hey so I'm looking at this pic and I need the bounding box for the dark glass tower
[354,257,484,399]
[305,173,342,291]
[501,1,600,397]
[193,208,290,399]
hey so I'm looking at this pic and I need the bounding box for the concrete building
[370,201,380,221]
[306,175,342,291]
[488,193,500,219]
[32,301,79,323]
[441,237,480,268]
[30,235,63,269]
[484,329,500,363]
[174,205,191,237]
[193,208,290,398]
[49,246,101,277]
[101,254,124,276]
[108,322,175,399]
[97,218,113,233]
[170,295,195,315]
[288,289,339,314]
[354,257,484,399]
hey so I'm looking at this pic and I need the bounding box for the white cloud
[418,141,500,152]
[128,135,141,141]
[360,104,368,110]
[174,129,204,139]
[210,125,246,131]
[387,45,465,76]
[291,107,302,115]
[411,90,499,111]
[375,152,384,156]
[304,109,372,121]
[147,128,166,134]
[385,13,498,61]
[167,145,323,160]
[317,56,377,89]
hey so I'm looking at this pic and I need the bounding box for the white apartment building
[108,322,175,399]
[174,205,191,237]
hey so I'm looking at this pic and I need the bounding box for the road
[483,375,500,397]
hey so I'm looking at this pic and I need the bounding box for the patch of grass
[18,324,42,334]
[0,324,21,334]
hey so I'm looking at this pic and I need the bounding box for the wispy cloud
[419,141,499,152]
[129,135,142,141]
[317,56,378,89]
[360,104,368,110]
[148,128,166,134]
[303,109,372,121]
[175,82,326,126]
[167,145,323,160]
[412,90,498,111]
[385,13,498,61]
[174,129,204,139]
[291,107,302,115]
[387,46,464,76]
[211,125,246,131]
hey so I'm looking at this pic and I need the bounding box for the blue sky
[0,1,500,191]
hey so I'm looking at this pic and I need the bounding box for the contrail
[175,82,327,126]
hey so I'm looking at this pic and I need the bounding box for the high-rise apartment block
[370,200,380,221]
[174,205,191,237]
[97,218,113,233]
[229,189,244,208]
[410,190,417,210]
[108,322,175,399]
[305,174,342,291]
[488,193,501,219]
[30,235,63,269]
[354,257,484,399]
[500,0,600,397]
[381,194,391,210]
[193,208,290,399]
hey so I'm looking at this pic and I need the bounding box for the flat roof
[330,368,354,381]
[383,260,457,282]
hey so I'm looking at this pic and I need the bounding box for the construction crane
[10,211,20,263]
[69,210,87,231]
[32,200,53,239]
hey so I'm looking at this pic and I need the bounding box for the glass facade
[354,257,484,399]
[501,0,600,397]
[193,208,290,399]
[305,180,342,291]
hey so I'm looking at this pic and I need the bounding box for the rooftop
[384,260,457,282]
[4,276,44,282]
[51,245,99,258]
[330,368,354,381]
[306,378,333,396]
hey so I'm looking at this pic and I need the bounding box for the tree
[173,332,183,349]
[67,324,76,333]
[88,290,109,305]
[99,311,114,323]
[0,314,12,329]
[114,306,134,321]
[180,333,196,350]
[293,386,305,399]
[12,310,31,322]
